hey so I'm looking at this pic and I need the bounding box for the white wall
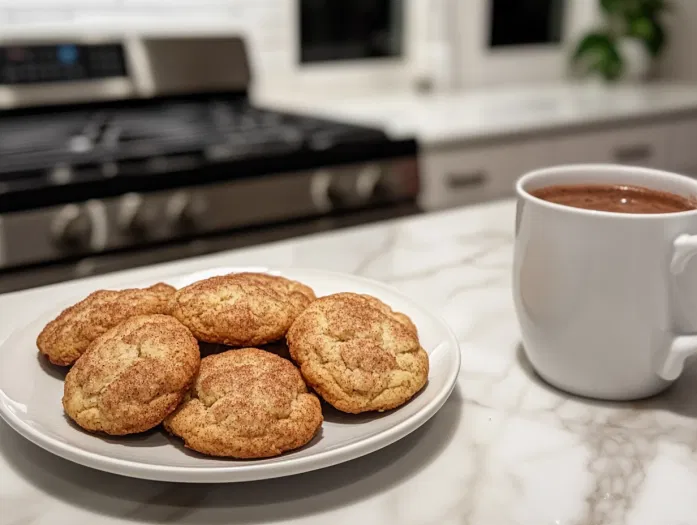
[660,0,697,82]
[0,1,272,32]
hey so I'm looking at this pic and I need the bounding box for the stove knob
[166,191,207,229]
[327,174,357,208]
[51,204,93,249]
[323,165,386,209]
[310,171,332,212]
[356,165,384,201]
[118,193,156,236]
[327,187,351,208]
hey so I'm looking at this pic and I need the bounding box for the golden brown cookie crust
[286,292,429,414]
[164,348,323,458]
[170,272,316,346]
[37,283,176,366]
[62,314,200,435]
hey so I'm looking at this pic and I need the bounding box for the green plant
[572,0,669,81]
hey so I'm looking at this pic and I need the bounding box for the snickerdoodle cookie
[63,314,200,435]
[286,292,429,414]
[170,272,315,346]
[164,348,322,458]
[37,283,175,366]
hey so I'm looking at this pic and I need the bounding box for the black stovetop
[0,96,417,213]
[0,97,387,176]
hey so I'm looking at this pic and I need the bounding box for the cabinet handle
[447,170,487,189]
[614,144,653,163]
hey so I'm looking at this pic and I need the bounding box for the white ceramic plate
[0,268,460,483]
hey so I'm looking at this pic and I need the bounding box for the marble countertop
[258,83,697,147]
[2,199,697,525]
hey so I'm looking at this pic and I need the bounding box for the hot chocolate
[530,184,697,214]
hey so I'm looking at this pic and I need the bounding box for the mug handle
[661,234,697,380]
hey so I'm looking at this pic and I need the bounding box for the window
[489,0,565,48]
[299,0,404,63]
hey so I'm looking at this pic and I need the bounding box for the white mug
[513,164,697,400]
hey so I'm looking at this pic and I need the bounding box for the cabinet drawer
[667,119,697,176]
[545,124,670,169]
[420,142,541,210]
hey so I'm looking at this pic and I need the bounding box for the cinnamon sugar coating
[63,314,200,435]
[286,293,429,414]
[164,348,322,458]
[37,283,175,366]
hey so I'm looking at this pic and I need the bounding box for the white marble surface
[258,83,697,146]
[2,199,697,525]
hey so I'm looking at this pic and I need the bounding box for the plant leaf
[647,17,666,55]
[628,16,655,41]
[606,54,624,80]
[572,32,616,63]
[639,0,670,15]
[627,15,666,56]
[600,0,629,15]
[600,43,624,81]
[572,31,623,82]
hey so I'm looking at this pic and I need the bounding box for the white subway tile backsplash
[6,9,74,25]
[258,30,291,49]
[72,7,233,22]
[251,49,294,75]
[122,0,253,4]
[0,0,291,61]
[0,0,279,23]
[0,0,116,5]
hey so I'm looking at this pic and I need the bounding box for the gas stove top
[0,99,387,178]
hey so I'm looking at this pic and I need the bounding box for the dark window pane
[489,0,565,48]
[300,0,403,63]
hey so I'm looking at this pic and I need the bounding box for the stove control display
[0,43,127,85]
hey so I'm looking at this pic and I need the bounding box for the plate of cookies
[0,268,460,483]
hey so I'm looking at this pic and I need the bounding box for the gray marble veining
[1,200,696,525]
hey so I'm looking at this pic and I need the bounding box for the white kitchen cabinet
[421,145,512,209]
[419,141,538,210]
[544,124,670,168]
[666,118,697,176]
[420,121,683,211]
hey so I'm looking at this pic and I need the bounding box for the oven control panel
[0,34,252,109]
[0,158,418,271]
[0,43,127,84]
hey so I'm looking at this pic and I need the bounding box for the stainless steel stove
[0,32,420,293]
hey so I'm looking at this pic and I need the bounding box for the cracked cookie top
[170,272,316,346]
[286,292,429,414]
[62,314,200,436]
[37,283,176,366]
[164,348,322,458]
